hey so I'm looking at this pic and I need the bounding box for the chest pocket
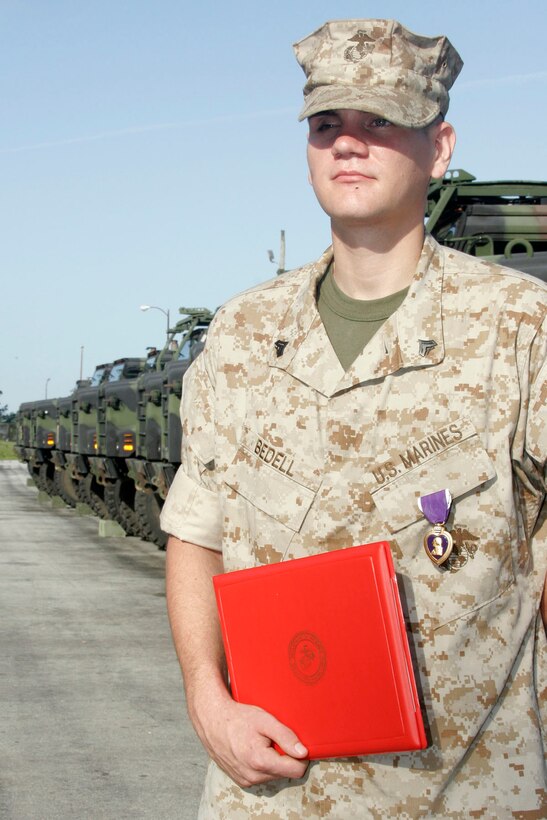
[222,424,320,569]
[371,431,495,534]
[370,421,514,631]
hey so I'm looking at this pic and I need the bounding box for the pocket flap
[223,426,318,532]
[371,428,496,534]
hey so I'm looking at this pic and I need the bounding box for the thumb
[262,714,308,758]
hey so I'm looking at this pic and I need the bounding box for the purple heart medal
[418,489,453,567]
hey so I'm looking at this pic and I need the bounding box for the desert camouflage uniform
[161,234,547,818]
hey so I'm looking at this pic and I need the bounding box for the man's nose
[331,130,370,158]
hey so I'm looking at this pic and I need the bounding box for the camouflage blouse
[162,235,546,818]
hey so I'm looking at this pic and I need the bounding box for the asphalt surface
[0,461,208,820]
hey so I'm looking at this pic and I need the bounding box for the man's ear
[431,121,456,179]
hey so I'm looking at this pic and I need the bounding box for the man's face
[306,109,453,233]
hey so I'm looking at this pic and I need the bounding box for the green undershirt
[317,267,409,371]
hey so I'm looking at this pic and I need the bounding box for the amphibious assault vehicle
[15,308,213,548]
[426,169,547,281]
[14,171,547,547]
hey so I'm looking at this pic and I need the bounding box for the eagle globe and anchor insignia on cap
[344,30,375,62]
[288,631,327,685]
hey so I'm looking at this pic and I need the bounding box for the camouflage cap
[293,19,463,128]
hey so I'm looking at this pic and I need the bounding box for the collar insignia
[418,339,437,358]
[274,340,289,358]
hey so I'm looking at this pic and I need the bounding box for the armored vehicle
[128,308,212,546]
[426,170,547,281]
[16,398,58,494]
[15,307,214,548]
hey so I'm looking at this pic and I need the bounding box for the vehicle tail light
[122,433,134,452]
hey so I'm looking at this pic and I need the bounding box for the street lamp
[139,304,170,342]
[45,377,51,399]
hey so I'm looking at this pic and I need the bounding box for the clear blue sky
[2,0,546,411]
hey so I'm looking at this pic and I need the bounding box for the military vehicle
[17,398,58,494]
[15,307,214,548]
[127,309,211,547]
[14,171,546,547]
[426,170,547,281]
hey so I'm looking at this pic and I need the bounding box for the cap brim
[298,84,442,128]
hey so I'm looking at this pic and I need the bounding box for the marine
[161,18,546,818]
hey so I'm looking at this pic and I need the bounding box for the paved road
[0,462,208,820]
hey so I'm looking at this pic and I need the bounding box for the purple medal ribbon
[418,489,452,525]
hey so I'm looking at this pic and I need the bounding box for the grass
[0,440,18,460]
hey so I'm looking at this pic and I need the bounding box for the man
[162,19,546,818]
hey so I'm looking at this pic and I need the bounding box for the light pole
[45,377,51,399]
[139,304,170,343]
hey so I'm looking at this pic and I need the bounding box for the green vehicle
[64,362,114,515]
[426,170,547,281]
[128,308,213,546]
[82,356,148,522]
[95,349,161,534]
[14,307,214,547]
[15,398,58,493]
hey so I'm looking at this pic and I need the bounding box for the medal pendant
[424,524,453,567]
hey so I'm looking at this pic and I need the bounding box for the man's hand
[166,536,309,787]
[190,682,309,787]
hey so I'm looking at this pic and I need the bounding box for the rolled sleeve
[160,467,223,550]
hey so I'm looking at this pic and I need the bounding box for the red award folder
[213,541,426,760]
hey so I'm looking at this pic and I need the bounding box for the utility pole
[267,230,286,276]
[278,230,286,276]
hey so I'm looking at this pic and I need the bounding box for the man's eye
[370,118,391,128]
[316,121,339,132]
